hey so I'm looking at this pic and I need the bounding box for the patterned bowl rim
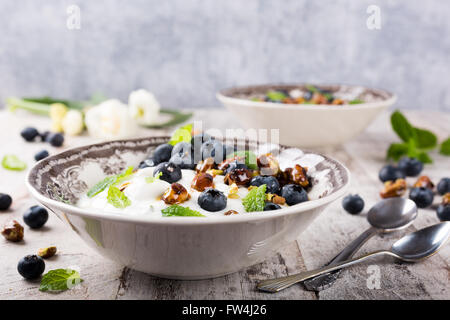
[26,136,351,226]
[217,82,397,110]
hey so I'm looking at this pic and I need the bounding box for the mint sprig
[387,110,448,163]
[168,123,192,146]
[107,186,131,209]
[161,205,205,217]
[1,154,27,171]
[87,166,134,197]
[146,171,162,183]
[242,184,267,212]
[39,268,83,292]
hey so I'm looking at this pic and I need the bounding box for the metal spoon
[257,222,450,293]
[303,198,418,291]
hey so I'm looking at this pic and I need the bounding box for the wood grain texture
[0,109,448,300]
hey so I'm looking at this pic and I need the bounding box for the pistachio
[162,183,190,205]
[1,220,24,242]
[413,176,434,189]
[380,179,407,198]
[257,153,280,176]
[224,210,238,216]
[191,173,214,192]
[38,246,57,259]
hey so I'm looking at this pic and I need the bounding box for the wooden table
[0,109,449,300]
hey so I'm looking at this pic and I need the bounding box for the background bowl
[217,84,397,148]
[26,136,350,279]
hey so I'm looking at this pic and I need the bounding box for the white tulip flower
[85,99,138,139]
[128,89,160,125]
[61,110,84,136]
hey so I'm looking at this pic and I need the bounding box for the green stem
[6,97,50,116]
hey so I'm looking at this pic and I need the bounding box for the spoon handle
[257,250,393,293]
[303,226,378,291]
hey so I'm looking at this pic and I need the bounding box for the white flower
[85,99,138,139]
[61,110,84,136]
[128,89,160,125]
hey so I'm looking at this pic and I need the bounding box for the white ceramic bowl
[217,84,397,148]
[26,136,350,279]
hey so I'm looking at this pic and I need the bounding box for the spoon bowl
[367,198,418,232]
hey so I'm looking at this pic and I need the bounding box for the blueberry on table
[198,189,227,212]
[378,165,405,182]
[409,187,434,208]
[264,202,281,211]
[152,144,173,165]
[281,184,308,206]
[17,255,45,280]
[0,193,12,211]
[437,178,450,195]
[46,133,64,147]
[201,140,224,163]
[342,194,365,215]
[398,157,423,177]
[250,175,281,194]
[436,205,450,221]
[34,150,49,161]
[20,127,39,142]
[153,162,182,183]
[39,131,50,142]
[23,205,49,229]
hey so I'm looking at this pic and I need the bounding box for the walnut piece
[196,157,215,173]
[224,168,252,186]
[38,246,57,259]
[413,176,434,189]
[162,183,190,205]
[224,210,238,216]
[1,220,24,242]
[380,179,407,198]
[257,153,280,176]
[442,193,450,206]
[282,164,309,187]
[191,173,214,192]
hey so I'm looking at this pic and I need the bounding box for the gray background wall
[0,0,449,110]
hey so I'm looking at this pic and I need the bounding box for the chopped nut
[119,182,131,192]
[218,156,244,172]
[294,97,305,104]
[1,220,24,242]
[257,153,280,176]
[206,169,224,177]
[162,183,190,205]
[38,246,57,259]
[266,193,275,201]
[272,195,286,205]
[228,183,240,199]
[332,98,344,105]
[283,164,309,187]
[380,179,407,198]
[196,157,215,173]
[191,173,214,192]
[224,210,239,216]
[413,176,434,189]
[224,168,252,186]
[442,193,450,206]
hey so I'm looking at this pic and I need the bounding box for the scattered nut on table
[413,176,434,189]
[1,220,24,242]
[380,179,407,198]
[38,246,57,259]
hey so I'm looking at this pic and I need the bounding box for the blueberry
[46,133,64,147]
[437,205,450,221]
[250,175,281,194]
[281,184,308,206]
[409,187,434,208]
[23,205,49,229]
[437,178,450,195]
[20,127,39,142]
[39,131,50,142]
[152,144,173,165]
[201,140,224,163]
[342,194,365,215]
[17,255,45,279]
[398,157,423,177]
[34,150,49,161]
[264,202,281,211]
[378,165,405,182]
[303,91,313,100]
[153,162,182,183]
[0,193,12,211]
[198,189,227,212]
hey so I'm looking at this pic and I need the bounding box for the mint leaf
[1,154,27,171]
[305,84,319,93]
[162,205,205,217]
[39,269,83,292]
[349,99,363,104]
[413,128,437,149]
[386,142,409,161]
[87,166,134,197]
[146,171,162,183]
[226,150,258,170]
[439,137,450,156]
[391,110,416,143]
[415,151,433,164]
[266,90,287,101]
[168,123,192,146]
[107,186,131,208]
[242,184,267,212]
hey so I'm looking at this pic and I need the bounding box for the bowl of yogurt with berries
[27,130,350,279]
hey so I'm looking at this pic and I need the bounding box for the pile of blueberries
[342,157,450,221]
[139,133,309,212]
[20,127,64,161]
